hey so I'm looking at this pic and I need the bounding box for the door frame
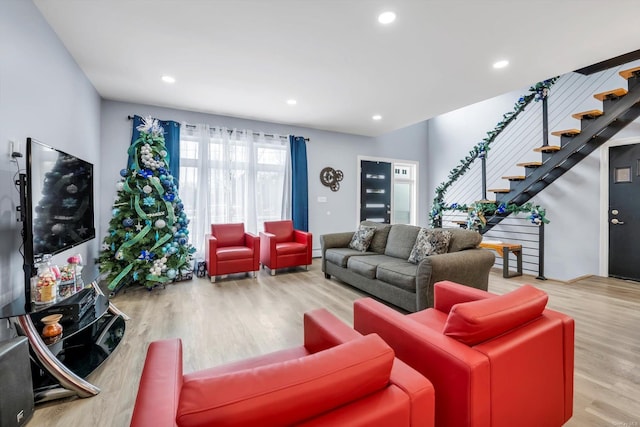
[598,136,640,276]
[356,155,419,228]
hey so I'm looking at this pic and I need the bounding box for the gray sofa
[320,222,495,312]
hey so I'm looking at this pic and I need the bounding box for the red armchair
[130,308,435,427]
[260,220,312,275]
[354,281,574,427]
[204,223,259,283]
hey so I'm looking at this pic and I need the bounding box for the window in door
[393,163,416,225]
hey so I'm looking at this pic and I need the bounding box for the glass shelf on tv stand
[16,281,129,403]
[30,285,89,314]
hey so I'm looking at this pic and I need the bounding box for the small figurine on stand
[67,254,84,293]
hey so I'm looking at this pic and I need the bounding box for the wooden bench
[479,240,523,278]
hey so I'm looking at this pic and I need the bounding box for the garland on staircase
[431,200,549,231]
[430,78,558,229]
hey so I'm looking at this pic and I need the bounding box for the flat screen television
[24,138,96,265]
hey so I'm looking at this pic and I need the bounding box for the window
[393,163,417,225]
[179,125,289,256]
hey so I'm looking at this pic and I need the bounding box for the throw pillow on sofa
[348,225,377,252]
[408,228,452,264]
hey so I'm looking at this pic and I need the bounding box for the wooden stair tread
[488,188,510,193]
[619,66,640,80]
[593,88,627,101]
[475,199,496,204]
[502,175,526,181]
[533,145,561,153]
[571,109,603,120]
[516,161,542,167]
[550,129,580,137]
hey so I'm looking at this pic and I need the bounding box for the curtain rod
[127,115,309,141]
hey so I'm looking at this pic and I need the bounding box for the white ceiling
[34,0,640,137]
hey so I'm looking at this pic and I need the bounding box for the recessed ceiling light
[493,60,509,69]
[161,75,176,83]
[372,114,382,121]
[286,99,297,105]
[378,11,396,24]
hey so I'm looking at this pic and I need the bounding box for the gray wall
[100,101,428,257]
[373,120,430,227]
[0,0,101,338]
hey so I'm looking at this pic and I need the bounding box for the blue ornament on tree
[123,218,134,227]
[120,169,128,177]
[112,208,120,217]
[166,269,177,279]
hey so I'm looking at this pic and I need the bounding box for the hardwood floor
[29,261,640,426]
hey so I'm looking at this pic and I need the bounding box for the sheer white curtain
[179,124,289,257]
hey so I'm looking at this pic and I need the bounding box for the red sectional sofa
[130,308,435,426]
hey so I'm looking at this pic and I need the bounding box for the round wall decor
[320,167,344,192]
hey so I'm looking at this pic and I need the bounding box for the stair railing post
[542,90,549,147]
[536,222,546,280]
[481,154,487,201]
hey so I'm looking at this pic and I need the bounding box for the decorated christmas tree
[99,116,194,293]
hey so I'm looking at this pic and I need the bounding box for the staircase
[482,66,640,233]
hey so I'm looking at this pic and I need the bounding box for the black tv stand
[16,281,128,403]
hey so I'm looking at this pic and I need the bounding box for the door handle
[611,218,625,225]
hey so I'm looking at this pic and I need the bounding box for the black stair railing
[432,67,640,233]
[429,66,640,278]
[430,78,558,228]
[492,69,640,210]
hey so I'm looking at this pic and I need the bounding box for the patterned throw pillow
[408,228,452,264]
[348,225,377,252]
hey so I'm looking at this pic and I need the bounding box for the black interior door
[609,143,640,281]
[360,160,391,223]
